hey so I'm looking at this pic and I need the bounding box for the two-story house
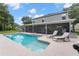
[24,12,75,34]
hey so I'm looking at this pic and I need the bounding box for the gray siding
[33,13,69,24]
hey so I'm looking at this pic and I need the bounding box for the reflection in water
[14,35,24,43]
[7,35,12,37]
[6,34,49,52]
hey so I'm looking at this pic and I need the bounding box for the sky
[6,3,72,25]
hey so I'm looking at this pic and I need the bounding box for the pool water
[6,34,49,52]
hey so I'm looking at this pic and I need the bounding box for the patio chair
[53,32,70,42]
[48,30,58,38]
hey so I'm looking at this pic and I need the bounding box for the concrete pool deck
[0,33,79,56]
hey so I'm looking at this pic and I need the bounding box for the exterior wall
[32,13,69,24]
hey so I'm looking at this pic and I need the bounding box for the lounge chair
[48,30,58,38]
[53,32,70,42]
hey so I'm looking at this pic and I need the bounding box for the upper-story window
[62,16,66,20]
[42,19,44,22]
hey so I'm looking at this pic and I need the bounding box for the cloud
[6,3,21,10]
[33,14,44,18]
[28,8,37,14]
[64,3,73,8]
[15,17,23,25]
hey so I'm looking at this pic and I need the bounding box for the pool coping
[0,32,79,56]
[0,34,39,56]
[1,33,51,55]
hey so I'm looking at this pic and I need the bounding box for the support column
[23,26,26,32]
[32,25,33,33]
[32,20,34,33]
[45,24,47,34]
[69,22,72,33]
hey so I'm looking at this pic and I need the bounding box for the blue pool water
[5,34,49,52]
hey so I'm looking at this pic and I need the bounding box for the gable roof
[32,12,67,20]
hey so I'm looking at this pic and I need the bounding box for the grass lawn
[0,30,22,34]
[75,32,79,35]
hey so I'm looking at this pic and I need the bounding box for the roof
[32,12,67,20]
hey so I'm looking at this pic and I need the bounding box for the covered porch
[24,19,75,34]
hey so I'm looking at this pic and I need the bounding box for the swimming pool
[5,34,49,52]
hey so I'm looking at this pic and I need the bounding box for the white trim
[31,19,75,25]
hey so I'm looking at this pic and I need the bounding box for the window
[62,16,66,20]
[42,19,44,22]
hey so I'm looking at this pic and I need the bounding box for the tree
[7,14,14,30]
[22,16,32,24]
[0,3,14,31]
[64,3,79,32]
